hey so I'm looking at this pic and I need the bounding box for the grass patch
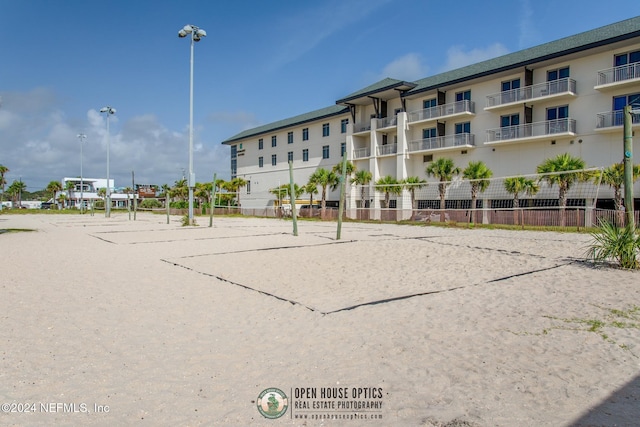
[542,304,640,356]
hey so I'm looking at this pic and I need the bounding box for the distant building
[60,177,137,209]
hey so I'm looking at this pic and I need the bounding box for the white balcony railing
[407,100,475,123]
[408,133,475,152]
[485,78,576,108]
[376,143,397,156]
[486,118,576,142]
[376,116,397,129]
[353,147,371,159]
[353,122,371,133]
[596,110,640,129]
[596,63,640,86]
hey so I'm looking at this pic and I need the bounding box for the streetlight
[77,133,86,214]
[178,24,206,225]
[100,106,116,218]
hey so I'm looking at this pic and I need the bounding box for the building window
[322,145,330,159]
[455,122,470,145]
[271,136,277,147]
[271,154,277,166]
[341,142,346,156]
[423,154,433,162]
[615,50,640,66]
[302,128,309,141]
[455,90,471,102]
[288,151,293,162]
[547,67,569,81]
[288,131,293,144]
[423,99,437,109]
[302,149,309,162]
[500,114,520,139]
[501,79,520,92]
[322,123,330,137]
[546,105,569,133]
[246,181,251,194]
[258,156,263,168]
[423,128,436,139]
[341,119,349,133]
[231,159,237,178]
[258,139,263,150]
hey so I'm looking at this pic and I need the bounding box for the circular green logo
[257,388,288,419]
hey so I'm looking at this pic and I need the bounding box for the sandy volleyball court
[0,213,638,426]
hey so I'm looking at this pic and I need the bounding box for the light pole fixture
[178,24,206,225]
[77,133,87,214]
[100,106,116,218]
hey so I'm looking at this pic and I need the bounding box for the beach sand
[0,213,638,426]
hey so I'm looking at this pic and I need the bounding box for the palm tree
[301,182,319,217]
[351,169,373,209]
[462,161,493,224]
[46,180,63,206]
[0,164,9,210]
[402,176,427,220]
[172,178,188,202]
[308,168,338,216]
[228,177,248,209]
[375,175,403,209]
[332,160,355,177]
[195,182,212,214]
[425,157,460,222]
[504,176,539,225]
[537,153,587,226]
[7,180,27,208]
[595,162,640,226]
[64,180,76,209]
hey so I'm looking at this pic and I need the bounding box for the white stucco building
[222,16,640,217]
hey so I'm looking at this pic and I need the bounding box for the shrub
[587,220,640,269]
[139,198,162,208]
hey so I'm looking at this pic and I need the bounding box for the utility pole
[623,105,635,230]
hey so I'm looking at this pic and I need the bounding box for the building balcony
[376,143,397,156]
[407,100,475,126]
[485,118,576,145]
[595,110,640,132]
[485,78,577,110]
[353,122,372,135]
[353,147,371,159]
[408,133,475,154]
[376,116,398,130]
[595,63,640,90]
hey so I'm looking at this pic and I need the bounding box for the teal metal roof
[336,77,417,104]
[407,15,640,96]
[222,104,349,144]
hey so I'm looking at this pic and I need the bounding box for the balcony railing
[377,143,397,156]
[407,100,475,124]
[596,110,640,129]
[485,78,576,108]
[408,133,475,152]
[377,116,397,129]
[353,122,371,133]
[486,118,576,143]
[596,63,640,87]
[353,147,371,159]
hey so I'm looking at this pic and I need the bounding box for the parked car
[299,204,321,217]
[41,202,53,210]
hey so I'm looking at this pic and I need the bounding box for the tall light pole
[100,106,116,218]
[77,133,86,214]
[178,24,206,225]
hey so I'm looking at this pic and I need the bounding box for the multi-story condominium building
[222,16,640,217]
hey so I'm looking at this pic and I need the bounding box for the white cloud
[441,43,510,71]
[0,89,229,191]
[378,53,430,81]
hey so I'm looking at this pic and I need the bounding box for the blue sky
[1,0,638,191]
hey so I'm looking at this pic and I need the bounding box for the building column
[396,112,411,220]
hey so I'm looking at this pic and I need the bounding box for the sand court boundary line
[162,250,574,315]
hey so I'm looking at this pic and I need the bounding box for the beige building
[222,16,640,215]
